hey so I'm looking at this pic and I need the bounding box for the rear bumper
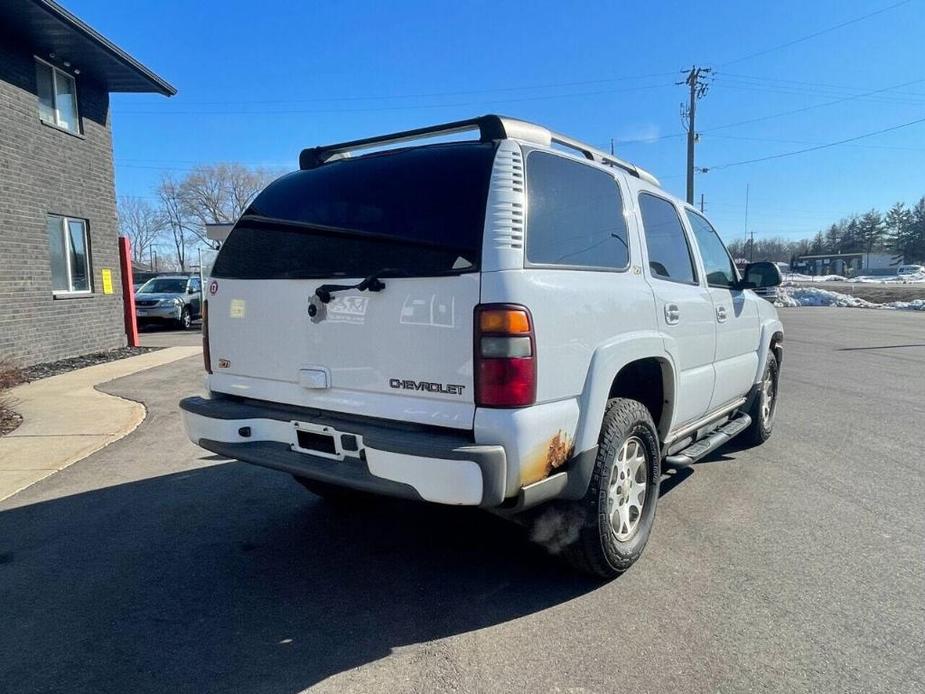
[179,395,507,507]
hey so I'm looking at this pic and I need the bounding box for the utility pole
[700,193,705,213]
[610,138,615,156]
[743,183,750,254]
[679,66,712,204]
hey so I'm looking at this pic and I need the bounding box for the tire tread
[561,398,660,578]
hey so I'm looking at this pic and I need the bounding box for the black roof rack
[298,114,660,186]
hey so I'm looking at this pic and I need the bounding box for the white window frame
[48,215,93,296]
[35,57,80,133]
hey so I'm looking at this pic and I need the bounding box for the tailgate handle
[299,368,329,389]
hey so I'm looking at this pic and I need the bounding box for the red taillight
[475,304,536,408]
[202,299,212,374]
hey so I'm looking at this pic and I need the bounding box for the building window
[35,59,79,133]
[47,216,92,294]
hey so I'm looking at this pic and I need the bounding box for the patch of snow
[782,273,846,282]
[775,287,925,311]
[847,273,925,284]
[886,299,925,311]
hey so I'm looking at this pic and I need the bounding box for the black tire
[561,398,661,579]
[292,476,366,504]
[742,352,779,446]
[177,306,191,330]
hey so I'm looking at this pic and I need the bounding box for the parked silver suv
[135,275,201,329]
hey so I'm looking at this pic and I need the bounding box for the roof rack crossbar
[548,131,660,186]
[298,114,660,186]
[299,116,508,170]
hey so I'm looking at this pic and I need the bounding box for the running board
[664,413,752,468]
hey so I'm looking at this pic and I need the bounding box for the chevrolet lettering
[389,379,466,395]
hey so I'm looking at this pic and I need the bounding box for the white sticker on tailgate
[229,299,246,318]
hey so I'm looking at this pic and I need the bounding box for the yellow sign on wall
[101,268,113,295]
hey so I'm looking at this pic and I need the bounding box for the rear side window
[638,193,697,284]
[525,152,629,269]
[685,210,737,287]
[213,143,496,279]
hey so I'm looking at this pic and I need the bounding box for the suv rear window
[212,143,497,279]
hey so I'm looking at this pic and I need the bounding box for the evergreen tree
[840,216,861,253]
[911,196,925,262]
[810,230,825,254]
[857,209,885,263]
[885,202,915,262]
[823,223,840,253]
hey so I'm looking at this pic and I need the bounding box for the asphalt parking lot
[1,308,923,693]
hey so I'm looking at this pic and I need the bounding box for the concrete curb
[0,346,202,501]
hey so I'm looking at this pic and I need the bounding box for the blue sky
[70,0,925,245]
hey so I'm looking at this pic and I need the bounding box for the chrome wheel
[760,366,777,427]
[607,436,648,542]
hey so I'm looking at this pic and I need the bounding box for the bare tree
[117,196,164,264]
[157,175,200,272]
[180,163,279,227]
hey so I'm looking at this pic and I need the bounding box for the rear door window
[525,152,629,269]
[638,193,697,284]
[212,143,497,279]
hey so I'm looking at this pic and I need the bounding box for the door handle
[716,305,728,323]
[664,303,680,325]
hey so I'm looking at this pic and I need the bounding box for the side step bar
[664,413,752,468]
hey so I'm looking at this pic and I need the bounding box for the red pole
[119,236,140,347]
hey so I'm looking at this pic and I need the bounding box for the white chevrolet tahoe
[180,115,784,578]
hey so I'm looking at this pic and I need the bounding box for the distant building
[791,252,897,277]
[0,0,175,366]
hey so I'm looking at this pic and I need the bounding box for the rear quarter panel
[477,195,665,488]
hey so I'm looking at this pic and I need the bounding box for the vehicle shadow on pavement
[0,462,601,693]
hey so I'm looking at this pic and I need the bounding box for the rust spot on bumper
[520,430,575,486]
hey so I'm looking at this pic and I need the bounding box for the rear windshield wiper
[314,268,407,303]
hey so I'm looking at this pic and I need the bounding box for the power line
[117,81,674,115]
[611,73,925,147]
[124,71,680,107]
[719,0,913,67]
[704,75,925,133]
[716,78,925,107]
[704,113,925,170]
[721,72,925,99]
[705,132,925,152]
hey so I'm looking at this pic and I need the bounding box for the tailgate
[207,274,479,429]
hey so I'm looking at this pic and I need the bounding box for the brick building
[0,0,174,366]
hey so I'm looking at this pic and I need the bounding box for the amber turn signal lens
[479,309,530,334]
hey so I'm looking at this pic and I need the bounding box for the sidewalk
[0,346,201,501]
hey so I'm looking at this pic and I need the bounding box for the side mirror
[188,287,196,294]
[743,261,782,289]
